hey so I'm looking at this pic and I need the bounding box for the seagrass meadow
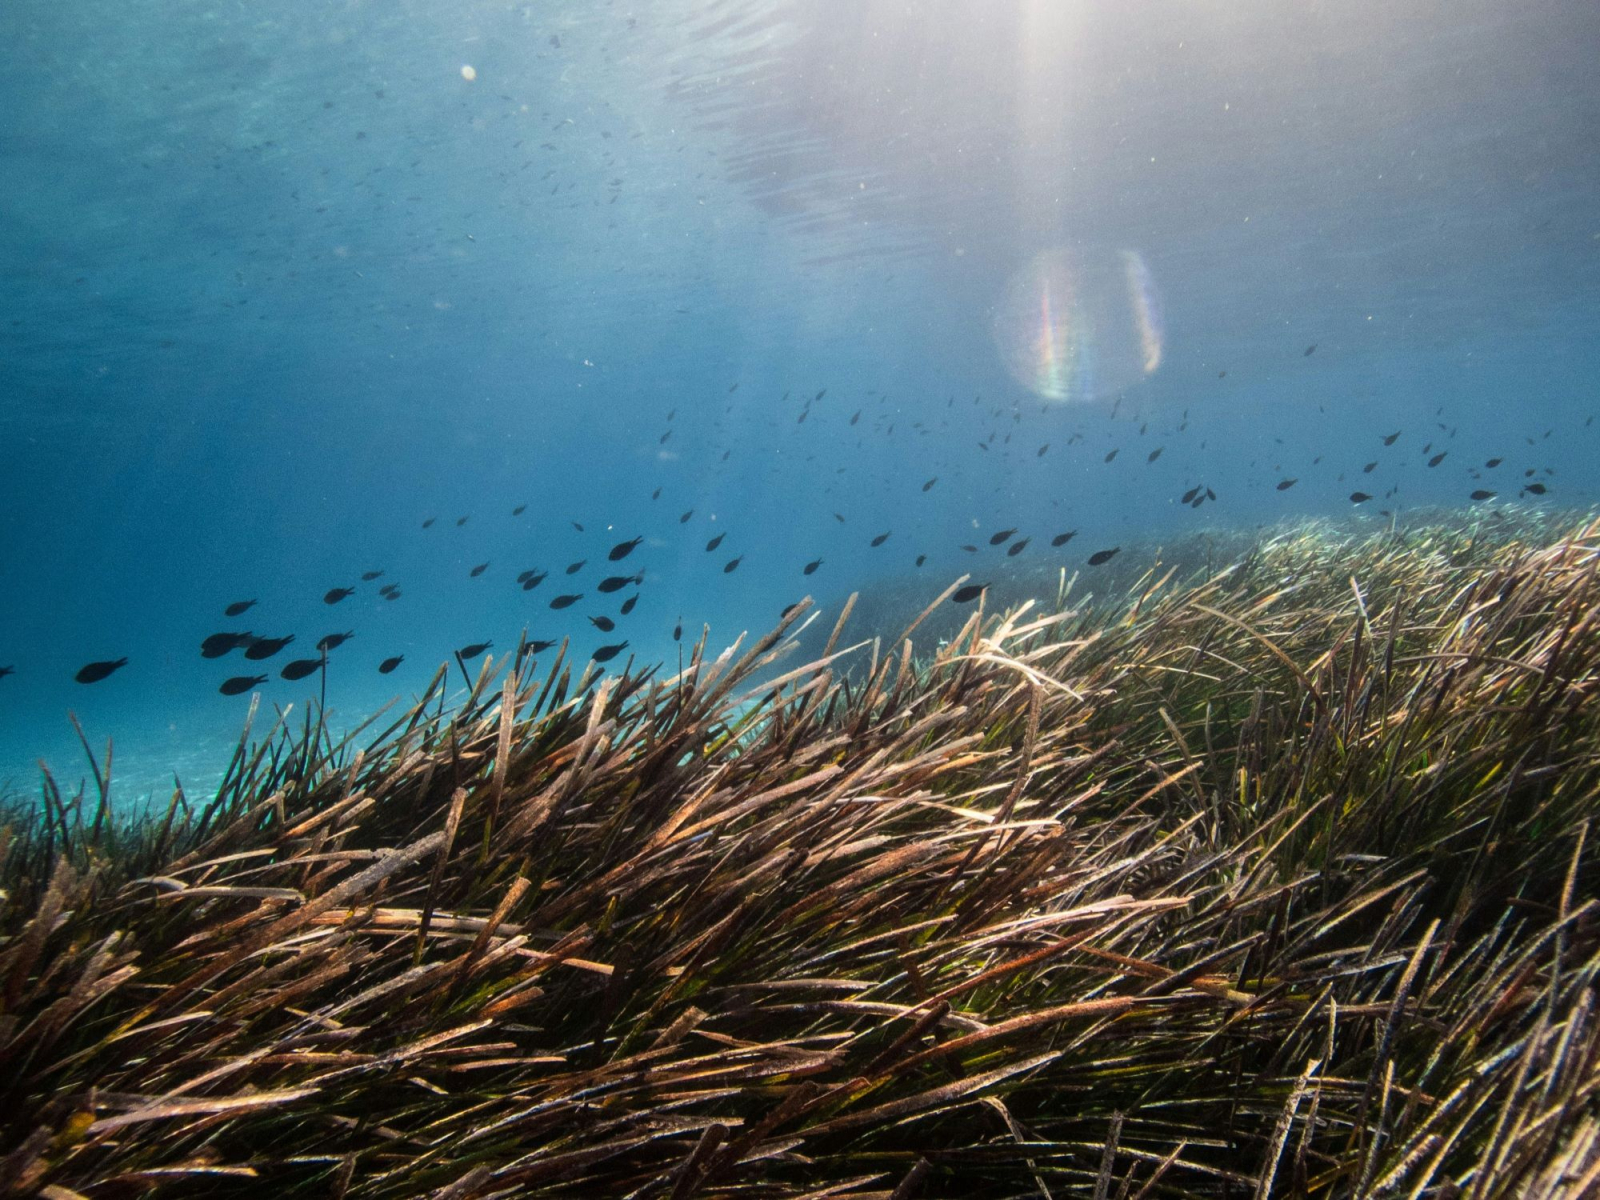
[3,512,1599,1199]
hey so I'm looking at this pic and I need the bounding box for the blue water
[3,0,1598,807]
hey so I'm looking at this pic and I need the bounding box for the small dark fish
[220,674,267,696]
[961,544,978,553]
[1304,343,1317,356]
[422,517,436,528]
[1276,478,1297,491]
[1523,482,1548,495]
[1181,486,1200,504]
[952,583,988,604]
[361,570,384,582]
[378,655,404,674]
[659,430,672,444]
[550,594,582,609]
[245,635,294,660]
[680,509,694,523]
[589,615,616,632]
[1104,449,1118,463]
[1383,431,1401,445]
[457,641,493,658]
[1087,548,1120,566]
[724,556,743,573]
[1147,447,1163,463]
[592,641,629,663]
[566,559,586,575]
[620,594,638,615]
[0,666,12,680]
[470,562,489,577]
[597,573,642,593]
[512,504,527,516]
[281,658,323,681]
[673,622,683,641]
[651,488,661,500]
[803,558,823,575]
[834,512,846,523]
[922,476,937,491]
[1350,491,1372,503]
[814,389,826,401]
[383,590,402,601]
[1428,452,1447,467]
[1037,443,1049,457]
[572,521,585,532]
[379,582,400,596]
[871,531,891,547]
[456,516,469,527]
[521,572,548,591]
[1363,461,1378,473]
[989,527,1017,546]
[317,631,354,652]
[850,409,861,425]
[324,587,354,604]
[75,658,128,684]
[1051,531,1077,547]
[609,536,642,561]
[1006,538,1030,557]
[525,640,556,654]
[224,599,257,617]
[1485,457,1502,468]
[1470,489,1496,501]
[915,554,926,566]
[517,569,538,584]
[706,533,725,552]
[1207,488,1216,501]
[201,632,254,658]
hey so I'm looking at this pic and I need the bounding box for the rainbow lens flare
[993,247,1165,403]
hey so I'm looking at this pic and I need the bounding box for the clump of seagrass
[2,513,1599,1198]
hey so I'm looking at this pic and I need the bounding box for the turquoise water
[3,0,1597,806]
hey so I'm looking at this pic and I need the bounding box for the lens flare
[993,247,1165,403]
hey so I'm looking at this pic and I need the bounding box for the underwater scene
[4,1,1600,1195]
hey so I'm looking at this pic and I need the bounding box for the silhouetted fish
[0,666,12,680]
[1485,458,1502,468]
[512,504,527,516]
[525,640,556,654]
[457,641,493,658]
[1006,538,1030,557]
[590,615,616,632]
[422,517,436,528]
[1276,479,1297,491]
[922,477,937,492]
[871,531,891,547]
[324,587,354,604]
[75,658,128,684]
[1104,449,1118,463]
[597,573,641,593]
[724,556,743,574]
[1470,489,1496,500]
[245,635,294,660]
[1523,482,1548,495]
[1182,486,1200,504]
[376,655,403,674]
[989,528,1016,546]
[456,516,469,527]
[609,536,642,561]
[952,583,988,604]
[592,641,629,663]
[1304,344,1317,356]
[834,512,846,523]
[706,533,725,552]
[1088,548,1120,566]
[620,594,638,615]
[317,631,354,652]
[1363,462,1378,473]
[566,560,586,575]
[281,658,323,681]
[201,632,254,658]
[1147,447,1163,463]
[470,562,489,577]
[1051,531,1077,547]
[379,583,399,596]
[680,509,694,523]
[220,674,267,696]
[1383,431,1401,445]
[803,558,822,575]
[915,555,926,567]
[551,593,582,609]
[673,622,682,641]
[361,570,384,581]
[1350,492,1372,503]
[224,599,256,617]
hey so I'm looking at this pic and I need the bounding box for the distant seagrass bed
[2,511,1597,1197]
